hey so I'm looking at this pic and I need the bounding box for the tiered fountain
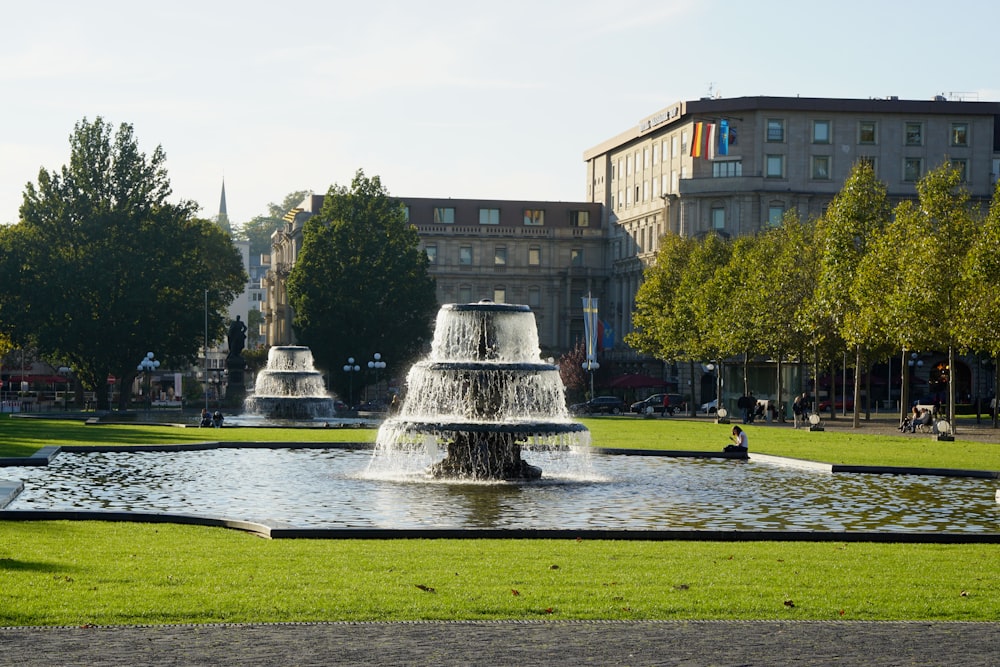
[368,301,590,481]
[243,346,337,420]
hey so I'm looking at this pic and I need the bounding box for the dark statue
[227,315,247,360]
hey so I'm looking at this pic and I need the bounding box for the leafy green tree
[741,211,819,415]
[627,233,695,361]
[286,170,437,401]
[234,190,311,256]
[857,163,976,425]
[816,161,891,423]
[0,118,246,410]
[957,178,1000,424]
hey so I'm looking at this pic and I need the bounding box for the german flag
[690,122,704,157]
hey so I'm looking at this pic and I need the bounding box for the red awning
[4,374,71,384]
[609,374,667,389]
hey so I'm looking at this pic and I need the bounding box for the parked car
[630,393,685,415]
[818,398,854,412]
[699,399,718,414]
[570,396,625,415]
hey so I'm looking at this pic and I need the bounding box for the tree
[286,170,437,401]
[816,161,891,424]
[0,117,246,410]
[234,190,311,256]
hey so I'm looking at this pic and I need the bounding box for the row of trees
[626,161,1000,428]
[0,119,439,411]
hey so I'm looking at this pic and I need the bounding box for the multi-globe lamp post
[342,357,361,408]
[136,352,159,416]
[368,353,386,404]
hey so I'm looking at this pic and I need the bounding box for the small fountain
[369,301,590,481]
[243,346,337,420]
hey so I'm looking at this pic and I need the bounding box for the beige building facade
[583,95,1000,361]
[262,195,605,356]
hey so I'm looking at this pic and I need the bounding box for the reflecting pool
[4,448,998,533]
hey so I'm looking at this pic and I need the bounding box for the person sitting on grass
[724,425,748,452]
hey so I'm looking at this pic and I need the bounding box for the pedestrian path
[2,620,998,666]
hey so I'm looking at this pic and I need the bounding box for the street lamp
[342,357,360,407]
[581,358,599,400]
[57,366,72,410]
[136,352,160,415]
[368,353,386,404]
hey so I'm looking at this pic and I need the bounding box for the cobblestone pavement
[2,620,998,666]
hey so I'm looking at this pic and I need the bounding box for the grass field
[1,413,998,625]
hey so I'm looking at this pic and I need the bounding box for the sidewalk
[2,620,999,666]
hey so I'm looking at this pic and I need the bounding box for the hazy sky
[2,0,997,226]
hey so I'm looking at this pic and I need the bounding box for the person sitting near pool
[724,425,748,453]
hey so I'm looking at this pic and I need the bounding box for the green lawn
[1,413,998,625]
[1,522,997,625]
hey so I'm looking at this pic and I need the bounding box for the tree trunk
[853,344,862,428]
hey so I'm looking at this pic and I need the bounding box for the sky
[2,0,998,227]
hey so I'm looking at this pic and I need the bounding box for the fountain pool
[4,447,998,533]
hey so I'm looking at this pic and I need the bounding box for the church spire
[216,179,231,233]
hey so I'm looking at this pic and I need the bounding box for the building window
[569,210,589,227]
[493,287,506,303]
[528,286,541,307]
[903,157,923,182]
[425,245,437,264]
[768,205,785,227]
[811,155,831,180]
[571,249,583,266]
[403,205,410,222]
[680,131,688,155]
[433,207,455,224]
[494,246,507,266]
[766,119,785,142]
[479,208,500,225]
[858,156,877,172]
[459,246,473,265]
[711,206,725,230]
[951,158,968,182]
[528,246,541,266]
[951,123,969,146]
[651,143,658,165]
[812,120,831,144]
[458,285,472,302]
[626,156,632,176]
[858,121,877,144]
[905,122,924,146]
[766,154,785,178]
[523,209,545,226]
[671,135,678,159]
[712,160,742,178]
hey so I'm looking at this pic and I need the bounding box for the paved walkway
[2,620,999,666]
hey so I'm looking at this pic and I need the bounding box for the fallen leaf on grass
[784,599,795,608]
[415,584,436,593]
[511,589,520,596]
[673,584,690,591]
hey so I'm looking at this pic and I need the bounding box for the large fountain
[369,301,590,481]
[243,346,337,420]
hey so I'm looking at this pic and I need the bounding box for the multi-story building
[260,95,1000,403]
[583,95,1000,360]
[262,195,605,356]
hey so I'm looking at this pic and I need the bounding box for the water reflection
[4,448,998,533]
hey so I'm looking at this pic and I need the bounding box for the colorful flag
[582,296,599,368]
[718,119,730,156]
[704,123,716,159]
[690,122,704,158]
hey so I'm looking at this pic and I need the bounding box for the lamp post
[581,358,599,400]
[368,353,386,404]
[136,352,160,416]
[342,357,360,407]
[57,366,72,410]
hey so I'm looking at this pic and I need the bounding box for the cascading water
[368,301,591,481]
[243,346,337,419]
